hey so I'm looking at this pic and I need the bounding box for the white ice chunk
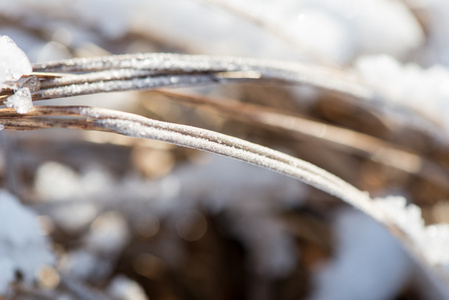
[4,87,33,114]
[0,35,32,88]
[0,190,55,295]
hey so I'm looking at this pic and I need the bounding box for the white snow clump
[0,190,55,295]
[0,35,33,114]
[0,35,31,87]
[375,195,449,267]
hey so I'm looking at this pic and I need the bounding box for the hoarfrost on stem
[0,190,55,295]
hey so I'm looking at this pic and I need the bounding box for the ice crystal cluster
[4,87,33,114]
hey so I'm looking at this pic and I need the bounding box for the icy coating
[33,53,373,101]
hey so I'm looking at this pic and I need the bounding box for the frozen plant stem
[24,53,448,143]
[0,105,372,211]
[31,53,370,99]
[0,105,443,276]
[2,49,449,296]
[0,105,418,227]
[0,53,443,142]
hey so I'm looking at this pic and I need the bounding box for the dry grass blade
[153,89,449,188]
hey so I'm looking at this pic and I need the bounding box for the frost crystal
[5,87,33,114]
[0,190,55,294]
[0,35,32,90]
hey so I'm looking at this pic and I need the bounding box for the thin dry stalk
[21,53,445,144]
[153,89,449,188]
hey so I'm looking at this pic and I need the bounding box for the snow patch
[376,195,449,267]
[309,208,411,300]
[355,55,449,133]
[0,190,55,295]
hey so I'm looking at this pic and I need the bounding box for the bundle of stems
[2,52,449,298]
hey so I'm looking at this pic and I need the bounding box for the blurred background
[2,0,449,299]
